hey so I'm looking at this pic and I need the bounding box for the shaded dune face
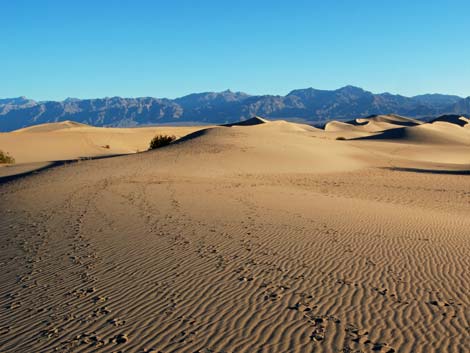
[430,114,470,127]
[222,116,269,126]
[349,114,423,127]
[322,115,470,172]
[0,117,469,353]
[325,115,423,136]
[352,120,470,145]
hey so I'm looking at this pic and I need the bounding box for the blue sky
[1,0,469,100]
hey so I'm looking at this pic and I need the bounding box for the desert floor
[0,116,469,353]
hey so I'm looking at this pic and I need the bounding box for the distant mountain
[173,90,250,122]
[0,96,36,106]
[0,96,37,116]
[1,87,469,131]
[411,93,462,108]
[449,97,470,115]
[0,97,183,131]
[174,90,250,108]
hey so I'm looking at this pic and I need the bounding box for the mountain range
[1,86,469,131]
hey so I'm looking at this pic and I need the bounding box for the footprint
[429,300,450,308]
[112,333,129,344]
[372,342,395,352]
[310,317,326,342]
[345,325,395,353]
[109,318,125,326]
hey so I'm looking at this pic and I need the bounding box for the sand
[0,120,209,165]
[0,116,469,353]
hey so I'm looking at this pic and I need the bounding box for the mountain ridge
[1,86,469,131]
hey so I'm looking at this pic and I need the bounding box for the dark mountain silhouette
[1,86,469,131]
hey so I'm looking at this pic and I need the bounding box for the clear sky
[2,0,469,100]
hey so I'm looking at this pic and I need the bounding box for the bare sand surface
[0,117,469,352]
[0,120,208,165]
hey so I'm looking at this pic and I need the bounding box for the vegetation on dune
[336,136,347,140]
[0,150,15,164]
[149,134,177,150]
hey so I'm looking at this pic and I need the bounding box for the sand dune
[13,120,92,133]
[162,120,366,176]
[324,121,373,138]
[430,114,470,127]
[351,115,422,132]
[323,116,470,169]
[0,122,209,165]
[355,121,470,145]
[354,114,423,126]
[223,116,269,126]
[0,118,469,353]
[324,115,424,139]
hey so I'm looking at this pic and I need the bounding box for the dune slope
[0,122,209,164]
[0,120,469,353]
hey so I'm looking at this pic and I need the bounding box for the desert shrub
[336,136,347,141]
[103,144,110,149]
[0,150,15,164]
[149,134,176,150]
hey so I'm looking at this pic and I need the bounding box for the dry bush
[149,134,176,150]
[0,150,15,164]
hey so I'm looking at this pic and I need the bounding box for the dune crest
[354,114,423,126]
[224,116,269,126]
[13,120,91,133]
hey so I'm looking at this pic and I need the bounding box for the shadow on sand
[384,167,470,175]
[0,154,128,184]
